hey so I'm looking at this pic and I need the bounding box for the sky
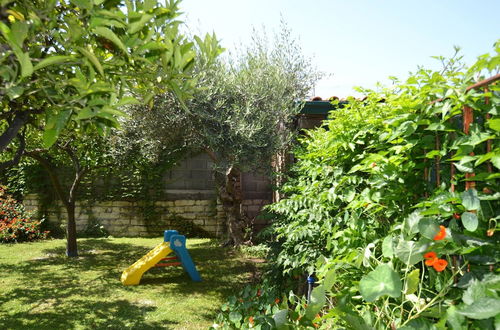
[179,0,500,99]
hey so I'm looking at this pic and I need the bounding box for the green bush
[0,186,49,243]
[216,44,500,328]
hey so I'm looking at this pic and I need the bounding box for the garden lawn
[0,237,259,329]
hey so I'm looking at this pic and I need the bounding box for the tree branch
[0,133,25,170]
[0,112,29,152]
[24,150,70,208]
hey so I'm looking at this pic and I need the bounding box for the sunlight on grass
[0,237,259,329]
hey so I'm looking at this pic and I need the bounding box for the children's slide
[120,241,173,285]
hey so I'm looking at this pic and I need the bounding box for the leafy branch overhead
[0,0,208,152]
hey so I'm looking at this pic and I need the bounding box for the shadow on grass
[0,238,257,328]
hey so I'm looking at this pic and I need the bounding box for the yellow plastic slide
[121,242,173,285]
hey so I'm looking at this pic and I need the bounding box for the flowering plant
[0,186,49,243]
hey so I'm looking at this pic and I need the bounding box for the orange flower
[256,289,262,297]
[432,259,448,272]
[424,251,438,266]
[274,298,280,304]
[249,316,254,326]
[434,225,446,240]
[424,251,437,259]
[424,251,447,272]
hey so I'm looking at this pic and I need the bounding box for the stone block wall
[24,195,270,238]
[22,152,274,238]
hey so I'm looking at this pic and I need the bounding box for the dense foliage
[214,44,500,328]
[0,185,47,243]
[0,0,218,256]
[126,25,321,245]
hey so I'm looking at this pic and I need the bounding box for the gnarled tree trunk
[213,166,246,246]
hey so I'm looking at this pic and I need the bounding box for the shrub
[0,186,48,243]
[215,44,500,328]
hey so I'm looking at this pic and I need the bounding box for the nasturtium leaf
[305,285,326,320]
[462,280,487,305]
[404,211,422,236]
[446,305,466,329]
[461,212,478,232]
[273,309,289,330]
[228,311,242,323]
[418,217,440,240]
[405,269,420,295]
[457,297,500,319]
[359,264,402,302]
[382,235,394,258]
[395,239,428,265]
[461,189,480,211]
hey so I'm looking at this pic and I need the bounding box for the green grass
[0,237,260,329]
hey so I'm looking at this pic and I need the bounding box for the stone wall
[22,152,273,238]
[24,195,270,238]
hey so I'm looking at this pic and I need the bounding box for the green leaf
[127,13,153,34]
[487,118,500,132]
[404,211,422,236]
[78,47,104,76]
[382,235,394,258]
[305,285,326,319]
[394,239,428,265]
[492,155,500,170]
[11,21,28,47]
[42,129,58,148]
[6,85,24,100]
[93,27,128,54]
[461,212,478,232]
[19,51,33,78]
[359,264,402,302]
[69,0,92,10]
[417,217,440,240]
[273,309,289,330]
[405,269,420,295]
[43,109,72,148]
[33,55,74,71]
[75,107,95,120]
[228,311,242,323]
[115,96,140,107]
[446,305,465,329]
[322,269,336,291]
[457,297,500,319]
[461,189,480,211]
[462,280,487,305]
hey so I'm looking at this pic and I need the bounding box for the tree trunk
[65,202,78,257]
[213,166,246,246]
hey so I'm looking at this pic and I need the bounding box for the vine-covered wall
[17,152,272,238]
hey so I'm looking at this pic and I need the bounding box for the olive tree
[127,26,321,245]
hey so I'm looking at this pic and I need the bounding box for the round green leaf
[461,189,481,211]
[457,297,500,319]
[418,217,440,240]
[359,264,402,302]
[461,212,478,232]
